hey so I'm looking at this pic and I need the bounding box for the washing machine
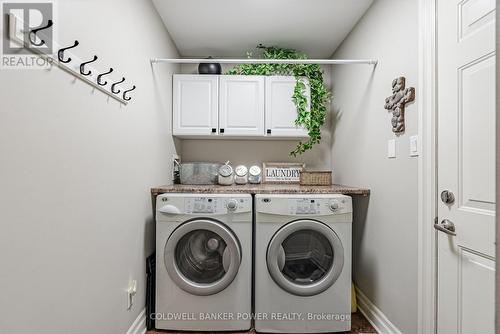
[155,193,252,331]
[255,194,352,333]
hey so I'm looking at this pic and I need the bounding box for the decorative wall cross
[384,77,415,133]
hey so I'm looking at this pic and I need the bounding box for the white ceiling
[152,0,373,58]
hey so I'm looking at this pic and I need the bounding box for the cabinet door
[173,75,218,136]
[265,76,309,138]
[219,76,265,136]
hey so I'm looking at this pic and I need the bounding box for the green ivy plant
[226,45,331,156]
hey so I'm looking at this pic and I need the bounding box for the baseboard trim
[126,308,147,334]
[355,287,403,334]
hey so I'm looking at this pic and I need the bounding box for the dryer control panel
[288,198,349,215]
[256,194,352,216]
[292,198,321,214]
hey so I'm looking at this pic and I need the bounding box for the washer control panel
[184,197,251,214]
[188,197,218,213]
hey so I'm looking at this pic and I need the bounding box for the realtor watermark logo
[1,1,55,69]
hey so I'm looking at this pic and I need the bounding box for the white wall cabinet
[173,75,219,136]
[172,74,309,139]
[219,76,265,136]
[265,76,309,138]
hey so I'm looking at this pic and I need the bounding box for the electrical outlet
[127,280,137,310]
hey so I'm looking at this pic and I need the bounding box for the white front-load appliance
[155,193,252,331]
[255,194,352,333]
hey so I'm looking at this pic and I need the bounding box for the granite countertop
[151,183,370,196]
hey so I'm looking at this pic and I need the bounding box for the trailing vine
[226,45,331,156]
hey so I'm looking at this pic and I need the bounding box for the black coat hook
[57,40,79,63]
[123,85,136,101]
[29,19,53,46]
[111,77,125,94]
[79,55,98,76]
[97,68,114,86]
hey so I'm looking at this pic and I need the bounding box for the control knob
[329,201,340,212]
[226,199,238,211]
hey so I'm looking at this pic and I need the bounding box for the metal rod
[36,52,128,105]
[151,58,378,65]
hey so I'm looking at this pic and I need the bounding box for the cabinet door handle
[267,129,272,134]
[211,128,216,133]
[220,128,225,133]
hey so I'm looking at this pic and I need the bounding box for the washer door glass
[267,220,344,296]
[165,219,241,296]
[175,229,227,284]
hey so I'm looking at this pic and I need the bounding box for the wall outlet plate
[127,279,137,310]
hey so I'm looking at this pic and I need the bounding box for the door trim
[417,0,437,333]
[496,4,500,333]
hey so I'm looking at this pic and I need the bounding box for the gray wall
[179,64,333,169]
[180,139,331,170]
[330,1,419,333]
[0,0,179,333]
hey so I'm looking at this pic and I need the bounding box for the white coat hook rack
[8,14,135,105]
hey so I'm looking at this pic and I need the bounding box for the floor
[147,312,377,334]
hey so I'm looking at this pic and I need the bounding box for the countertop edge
[150,184,370,196]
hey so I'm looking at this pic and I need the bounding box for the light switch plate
[387,139,396,158]
[410,135,419,157]
[8,13,24,46]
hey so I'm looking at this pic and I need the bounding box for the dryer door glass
[267,219,344,296]
[281,229,333,284]
[164,219,241,296]
[175,229,227,284]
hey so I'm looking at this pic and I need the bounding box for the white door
[265,76,309,138]
[173,75,219,136]
[436,1,496,333]
[219,76,265,136]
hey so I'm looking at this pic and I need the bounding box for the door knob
[434,219,456,236]
[441,190,455,204]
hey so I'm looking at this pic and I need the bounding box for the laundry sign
[262,163,305,184]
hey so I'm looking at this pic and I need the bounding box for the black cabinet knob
[220,128,225,133]
[211,128,216,133]
[267,129,272,134]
